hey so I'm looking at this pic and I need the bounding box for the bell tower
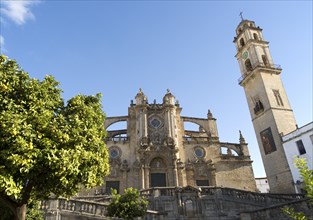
[233,19,297,193]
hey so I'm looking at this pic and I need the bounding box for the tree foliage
[295,158,313,200]
[25,200,44,220]
[0,55,110,219]
[283,207,307,220]
[283,158,313,220]
[107,188,148,220]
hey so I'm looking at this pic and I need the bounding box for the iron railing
[238,62,281,84]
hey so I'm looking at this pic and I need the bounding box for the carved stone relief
[148,114,166,146]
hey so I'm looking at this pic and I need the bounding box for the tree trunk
[15,204,27,220]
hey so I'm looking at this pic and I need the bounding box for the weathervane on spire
[239,12,244,21]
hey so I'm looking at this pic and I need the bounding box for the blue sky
[0,0,312,178]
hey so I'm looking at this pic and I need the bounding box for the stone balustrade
[140,186,308,219]
[141,186,305,209]
[141,187,177,198]
[201,187,304,204]
[40,187,308,220]
[40,197,108,219]
[141,186,304,202]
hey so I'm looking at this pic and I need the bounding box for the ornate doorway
[149,157,167,187]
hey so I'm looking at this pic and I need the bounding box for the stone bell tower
[233,19,297,193]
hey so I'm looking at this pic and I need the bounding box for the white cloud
[0,35,4,49]
[0,35,7,53]
[1,0,40,25]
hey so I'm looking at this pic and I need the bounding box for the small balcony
[238,62,282,84]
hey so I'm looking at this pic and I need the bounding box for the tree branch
[19,180,34,206]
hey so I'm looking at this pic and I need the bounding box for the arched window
[272,89,284,106]
[220,147,239,156]
[253,33,259,40]
[183,121,209,143]
[240,38,245,47]
[245,59,253,71]
[106,121,127,131]
[106,121,128,142]
[184,121,200,132]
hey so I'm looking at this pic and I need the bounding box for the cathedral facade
[99,89,257,194]
[42,18,313,220]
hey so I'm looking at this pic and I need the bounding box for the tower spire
[239,130,246,144]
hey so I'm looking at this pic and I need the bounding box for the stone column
[177,161,185,186]
[140,165,145,189]
[166,109,171,138]
[144,165,150,188]
[139,109,143,138]
[143,108,148,137]
[173,165,179,187]
[170,108,177,139]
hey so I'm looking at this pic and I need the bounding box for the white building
[255,177,270,193]
[282,122,313,193]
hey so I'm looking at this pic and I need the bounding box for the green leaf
[107,188,148,219]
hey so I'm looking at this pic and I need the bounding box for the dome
[135,88,148,105]
[163,89,175,105]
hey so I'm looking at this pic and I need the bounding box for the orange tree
[107,188,148,220]
[0,55,110,220]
